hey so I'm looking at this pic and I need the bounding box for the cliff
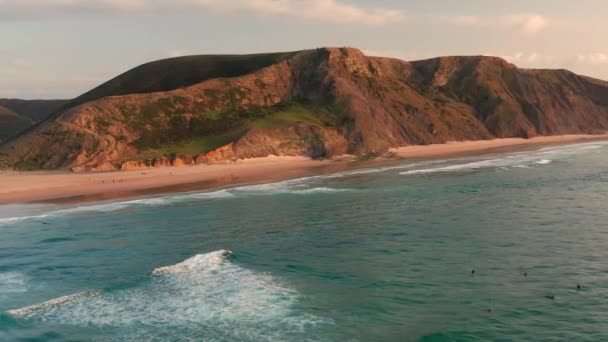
[1,48,607,171]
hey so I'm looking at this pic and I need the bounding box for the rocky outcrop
[232,123,348,159]
[2,47,608,172]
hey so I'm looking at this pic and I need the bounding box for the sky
[1,0,607,99]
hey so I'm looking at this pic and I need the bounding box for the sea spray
[8,250,331,340]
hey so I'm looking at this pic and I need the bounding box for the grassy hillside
[131,99,350,158]
[68,52,298,109]
[2,48,608,172]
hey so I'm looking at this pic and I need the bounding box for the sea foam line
[8,291,96,318]
[152,249,233,275]
[7,250,330,339]
[0,176,350,226]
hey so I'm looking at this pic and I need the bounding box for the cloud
[577,53,608,65]
[439,13,549,35]
[501,14,548,34]
[500,52,557,67]
[501,52,608,69]
[0,0,405,25]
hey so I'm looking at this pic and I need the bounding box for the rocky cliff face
[1,48,607,171]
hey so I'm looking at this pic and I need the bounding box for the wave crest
[152,249,233,275]
[8,250,330,340]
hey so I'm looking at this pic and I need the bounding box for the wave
[324,162,429,179]
[0,190,235,227]
[0,214,50,225]
[397,140,608,176]
[53,189,235,215]
[400,156,556,175]
[152,249,232,275]
[8,250,330,340]
[0,177,348,226]
[8,291,95,317]
[401,158,508,175]
[538,142,606,153]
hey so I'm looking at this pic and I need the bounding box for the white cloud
[500,52,557,67]
[495,52,608,81]
[577,53,608,65]
[0,0,405,25]
[501,14,548,34]
[439,13,549,35]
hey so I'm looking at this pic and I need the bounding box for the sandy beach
[1,134,607,205]
[389,134,608,158]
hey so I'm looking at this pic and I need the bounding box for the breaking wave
[0,215,50,225]
[0,177,350,226]
[8,250,330,341]
[5,142,602,225]
[401,142,606,175]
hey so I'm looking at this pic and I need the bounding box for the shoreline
[1,134,607,205]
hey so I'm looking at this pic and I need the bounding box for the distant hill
[0,99,69,123]
[66,52,297,110]
[1,48,607,172]
[0,105,32,143]
[0,99,69,141]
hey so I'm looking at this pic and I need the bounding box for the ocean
[1,141,608,341]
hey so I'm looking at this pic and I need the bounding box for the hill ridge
[1,47,607,171]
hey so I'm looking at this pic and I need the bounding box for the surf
[7,250,331,340]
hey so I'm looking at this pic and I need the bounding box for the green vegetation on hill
[129,98,353,156]
[155,128,249,157]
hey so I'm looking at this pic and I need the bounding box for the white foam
[56,189,235,215]
[8,291,94,317]
[0,272,28,294]
[1,174,350,226]
[152,249,232,275]
[295,187,348,194]
[324,162,429,179]
[539,142,605,152]
[0,190,235,227]
[401,158,507,175]
[0,214,49,225]
[397,141,608,176]
[9,250,331,340]
[229,179,346,196]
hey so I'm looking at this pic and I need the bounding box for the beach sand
[1,134,607,204]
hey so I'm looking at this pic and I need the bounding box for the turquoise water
[1,142,608,341]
